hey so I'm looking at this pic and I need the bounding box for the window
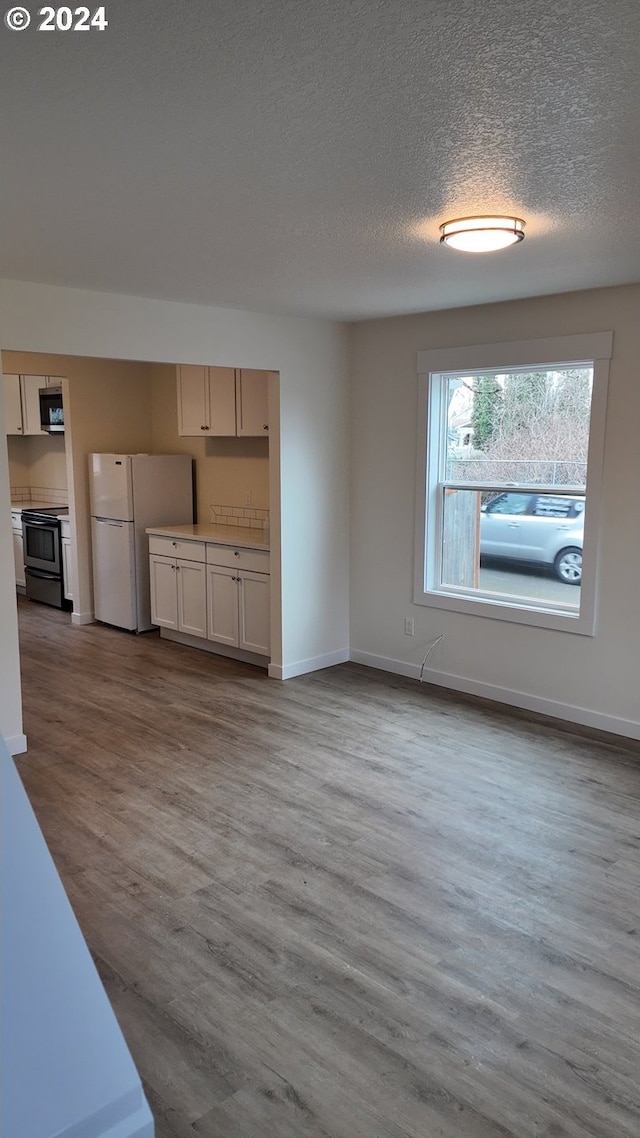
[414,333,612,634]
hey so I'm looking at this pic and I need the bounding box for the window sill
[415,586,595,635]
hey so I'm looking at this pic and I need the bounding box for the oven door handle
[25,568,61,580]
[23,519,61,528]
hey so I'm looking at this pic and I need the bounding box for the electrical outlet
[243,491,252,506]
[404,618,415,636]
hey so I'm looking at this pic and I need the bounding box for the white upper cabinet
[3,375,23,435]
[208,368,238,436]
[177,365,236,437]
[20,375,48,435]
[177,366,269,437]
[177,365,208,436]
[3,373,63,436]
[236,369,270,437]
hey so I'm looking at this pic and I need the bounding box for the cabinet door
[20,375,47,435]
[62,537,73,601]
[3,374,23,435]
[176,559,207,638]
[13,530,25,588]
[149,555,178,629]
[206,564,239,646]
[238,570,270,656]
[236,369,270,437]
[208,367,237,436]
[177,365,210,436]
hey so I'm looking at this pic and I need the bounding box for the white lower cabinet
[238,570,270,655]
[149,555,179,629]
[62,539,73,602]
[207,565,270,655]
[206,565,239,646]
[206,544,270,657]
[177,560,207,638]
[61,518,74,602]
[12,528,25,588]
[149,549,207,639]
[149,534,270,661]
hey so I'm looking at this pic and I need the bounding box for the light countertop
[11,504,69,523]
[146,522,270,551]
[11,502,68,513]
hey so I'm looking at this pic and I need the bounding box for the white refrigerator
[89,453,193,632]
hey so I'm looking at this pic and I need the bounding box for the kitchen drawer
[11,509,23,529]
[206,544,270,573]
[148,535,206,562]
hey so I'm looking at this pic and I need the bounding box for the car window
[486,493,532,516]
[532,496,584,518]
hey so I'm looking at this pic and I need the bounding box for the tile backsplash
[209,504,269,530]
[11,485,69,505]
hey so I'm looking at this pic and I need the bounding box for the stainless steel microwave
[39,386,65,433]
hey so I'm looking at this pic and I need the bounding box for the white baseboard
[349,649,640,742]
[269,648,350,680]
[71,611,95,625]
[6,733,28,756]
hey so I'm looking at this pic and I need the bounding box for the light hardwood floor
[15,597,640,1138]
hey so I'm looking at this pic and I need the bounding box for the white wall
[0,383,24,753]
[0,280,350,738]
[350,284,640,739]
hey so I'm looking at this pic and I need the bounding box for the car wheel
[554,547,582,585]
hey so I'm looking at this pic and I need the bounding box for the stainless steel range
[22,507,71,610]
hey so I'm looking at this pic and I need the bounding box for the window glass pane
[445,368,593,486]
[440,489,583,608]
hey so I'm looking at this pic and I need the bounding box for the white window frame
[414,332,613,635]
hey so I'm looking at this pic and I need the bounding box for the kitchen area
[6,372,73,608]
[3,352,276,671]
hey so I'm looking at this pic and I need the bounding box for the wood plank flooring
[14,597,640,1138]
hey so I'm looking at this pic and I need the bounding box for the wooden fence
[441,489,480,588]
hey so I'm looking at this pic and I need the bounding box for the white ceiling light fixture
[439,215,526,253]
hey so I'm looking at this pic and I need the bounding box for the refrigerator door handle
[94,518,126,526]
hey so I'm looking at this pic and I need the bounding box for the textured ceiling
[1,0,639,320]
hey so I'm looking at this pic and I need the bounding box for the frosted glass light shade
[440,216,525,252]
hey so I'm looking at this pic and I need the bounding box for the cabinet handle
[201,425,209,431]
[171,565,176,572]
[263,424,268,430]
[234,550,240,557]
[176,565,180,571]
[172,541,177,547]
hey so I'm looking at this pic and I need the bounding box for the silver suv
[480,492,584,584]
